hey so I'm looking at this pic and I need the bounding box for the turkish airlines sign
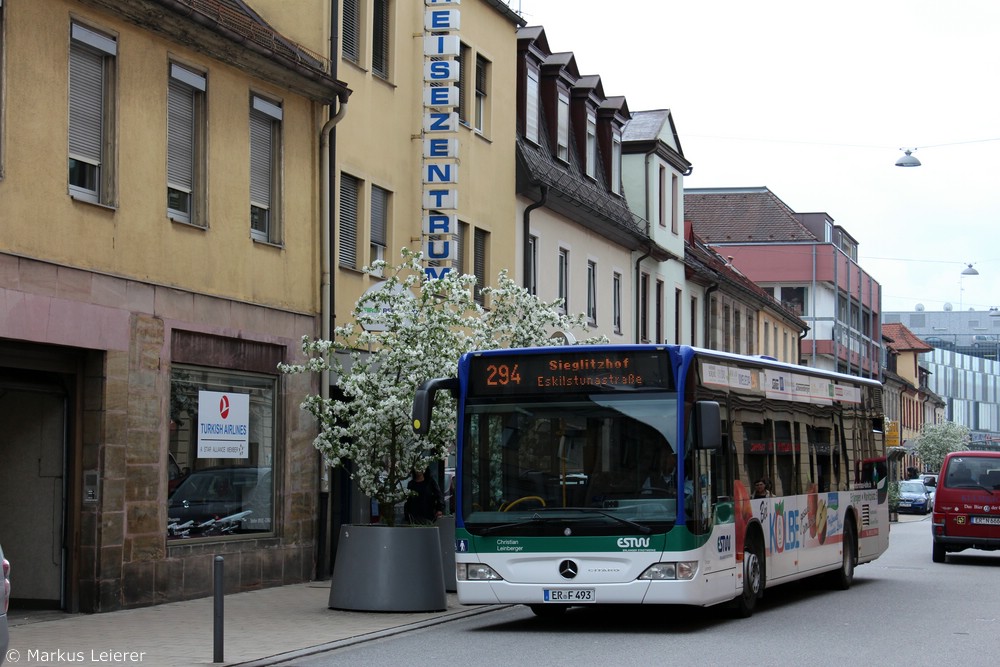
[197,390,250,458]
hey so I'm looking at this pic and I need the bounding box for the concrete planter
[329,524,446,612]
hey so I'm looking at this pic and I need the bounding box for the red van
[931,450,1000,562]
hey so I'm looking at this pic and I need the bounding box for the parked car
[972,334,999,348]
[897,480,933,514]
[932,450,1000,563]
[920,473,938,488]
[1,542,9,666]
[923,336,954,349]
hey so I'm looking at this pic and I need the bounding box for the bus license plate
[544,589,595,603]
[971,515,1000,525]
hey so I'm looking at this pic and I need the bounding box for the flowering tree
[281,248,604,525]
[913,421,970,472]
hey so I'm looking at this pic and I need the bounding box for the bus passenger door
[693,411,738,603]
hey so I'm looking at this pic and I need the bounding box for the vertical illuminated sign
[422,0,461,279]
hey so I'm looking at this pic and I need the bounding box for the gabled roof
[684,187,818,243]
[883,323,934,353]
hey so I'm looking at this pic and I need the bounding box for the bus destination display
[467,350,674,396]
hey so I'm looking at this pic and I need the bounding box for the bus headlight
[457,563,503,581]
[639,561,698,581]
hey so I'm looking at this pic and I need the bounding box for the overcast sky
[513,0,1000,313]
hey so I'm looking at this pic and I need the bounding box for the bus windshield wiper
[481,514,551,535]
[536,507,653,534]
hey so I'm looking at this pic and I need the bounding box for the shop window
[167,366,276,540]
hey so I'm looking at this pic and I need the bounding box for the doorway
[0,371,68,609]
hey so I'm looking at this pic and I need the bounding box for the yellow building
[0,0,348,611]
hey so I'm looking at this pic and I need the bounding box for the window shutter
[167,78,194,192]
[342,0,360,63]
[372,0,389,78]
[475,56,487,94]
[370,186,387,246]
[474,228,487,301]
[339,174,359,268]
[68,43,103,164]
[249,109,272,210]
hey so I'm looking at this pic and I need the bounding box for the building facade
[0,0,348,611]
[685,187,882,378]
[886,308,1000,445]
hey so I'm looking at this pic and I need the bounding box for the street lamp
[960,263,979,311]
[895,148,921,167]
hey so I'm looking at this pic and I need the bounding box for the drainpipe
[634,246,651,343]
[317,93,348,578]
[522,184,548,289]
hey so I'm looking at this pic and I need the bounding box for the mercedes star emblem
[558,560,578,579]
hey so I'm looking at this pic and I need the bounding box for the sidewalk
[7,583,501,666]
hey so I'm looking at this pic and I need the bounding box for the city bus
[411,345,889,617]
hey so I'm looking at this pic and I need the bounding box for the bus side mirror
[694,401,722,451]
[411,377,459,436]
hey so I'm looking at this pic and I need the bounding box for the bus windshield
[461,392,679,536]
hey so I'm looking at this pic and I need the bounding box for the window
[587,261,597,325]
[339,173,360,269]
[372,0,390,79]
[671,173,680,234]
[370,185,389,270]
[658,166,667,227]
[613,272,623,334]
[68,22,117,205]
[474,228,488,304]
[527,235,538,296]
[640,273,649,342]
[525,67,539,143]
[764,321,771,356]
[781,286,808,316]
[556,92,569,161]
[249,95,282,243]
[342,0,360,64]
[611,128,622,194]
[474,55,489,133]
[585,112,597,179]
[690,296,698,345]
[674,288,682,345]
[456,221,468,274]
[168,366,276,540]
[557,248,569,311]
[655,280,664,343]
[167,63,206,225]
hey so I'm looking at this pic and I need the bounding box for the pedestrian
[404,467,445,524]
[752,478,773,499]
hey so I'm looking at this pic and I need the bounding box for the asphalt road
[281,516,1000,667]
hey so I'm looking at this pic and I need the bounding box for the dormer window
[585,111,597,178]
[526,66,539,144]
[611,127,622,194]
[556,92,569,161]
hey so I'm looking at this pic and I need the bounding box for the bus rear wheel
[828,520,856,590]
[731,536,763,618]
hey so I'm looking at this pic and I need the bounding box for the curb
[231,604,510,666]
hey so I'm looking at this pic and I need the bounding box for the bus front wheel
[731,535,763,618]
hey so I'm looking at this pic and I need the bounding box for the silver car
[1,542,9,665]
